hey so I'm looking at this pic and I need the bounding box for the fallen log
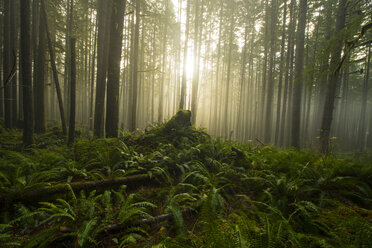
[59,209,195,234]
[1,174,159,206]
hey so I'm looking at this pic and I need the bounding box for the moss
[135,110,209,149]
[162,110,192,131]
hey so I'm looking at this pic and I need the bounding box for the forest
[0,0,372,247]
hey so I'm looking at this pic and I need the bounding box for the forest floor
[1,111,372,247]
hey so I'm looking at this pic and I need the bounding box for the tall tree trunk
[10,0,17,127]
[280,0,295,147]
[89,19,97,130]
[41,0,67,135]
[179,0,190,110]
[34,1,46,134]
[3,0,10,125]
[129,0,140,131]
[158,0,168,122]
[68,38,76,145]
[223,13,234,138]
[264,0,278,143]
[315,0,333,135]
[94,0,112,137]
[213,0,223,134]
[274,0,287,145]
[20,0,34,147]
[260,0,269,139]
[358,47,370,150]
[191,0,201,124]
[236,24,248,139]
[290,0,307,148]
[106,0,126,137]
[319,0,347,153]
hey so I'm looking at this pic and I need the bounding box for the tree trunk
[191,0,202,125]
[213,1,223,135]
[20,0,34,148]
[89,19,97,130]
[260,0,269,139]
[68,38,76,145]
[264,0,278,143]
[106,0,126,137]
[319,0,347,153]
[41,0,67,135]
[158,0,168,122]
[3,0,10,126]
[358,47,370,150]
[223,13,234,138]
[179,0,191,110]
[280,0,295,147]
[274,0,287,145]
[129,0,140,131]
[94,0,112,137]
[34,1,46,133]
[10,0,18,127]
[290,0,307,148]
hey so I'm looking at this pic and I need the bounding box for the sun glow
[185,54,195,80]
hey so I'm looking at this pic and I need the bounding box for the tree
[158,0,168,123]
[179,0,191,110]
[291,0,307,148]
[34,0,46,134]
[94,0,112,137]
[68,37,76,145]
[41,0,67,135]
[106,0,126,137]
[3,0,10,126]
[10,0,18,127]
[129,0,140,131]
[20,0,34,147]
[191,0,202,125]
[357,46,370,150]
[274,0,287,145]
[319,0,347,153]
[264,0,278,143]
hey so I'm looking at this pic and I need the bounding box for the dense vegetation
[1,111,372,247]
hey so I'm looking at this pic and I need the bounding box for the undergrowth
[0,111,371,247]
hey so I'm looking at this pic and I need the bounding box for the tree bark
[10,0,18,127]
[291,0,307,148]
[106,0,126,137]
[68,38,76,146]
[191,0,202,125]
[129,0,140,131]
[3,0,10,125]
[179,0,191,110]
[319,0,347,153]
[158,0,168,123]
[89,19,97,131]
[264,0,278,143]
[274,0,287,145]
[358,47,370,150]
[94,0,112,137]
[41,0,67,135]
[34,1,46,134]
[223,12,234,138]
[20,0,34,148]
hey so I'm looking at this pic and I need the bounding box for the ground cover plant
[1,111,372,247]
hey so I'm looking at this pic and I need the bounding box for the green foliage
[1,117,372,247]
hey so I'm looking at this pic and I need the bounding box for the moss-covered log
[59,209,195,234]
[1,174,158,206]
